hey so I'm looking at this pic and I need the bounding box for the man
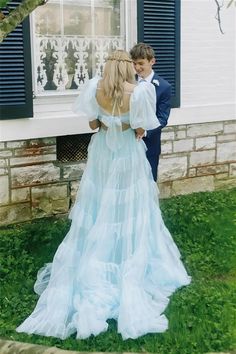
[130,43,171,182]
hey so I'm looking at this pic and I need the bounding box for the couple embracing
[16,43,190,340]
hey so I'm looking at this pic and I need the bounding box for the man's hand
[135,127,145,141]
[89,119,101,130]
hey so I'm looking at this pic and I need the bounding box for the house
[0,0,235,226]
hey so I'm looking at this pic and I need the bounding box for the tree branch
[0,0,47,43]
[214,0,225,34]
[227,0,235,7]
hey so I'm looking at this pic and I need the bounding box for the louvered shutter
[137,0,180,108]
[0,0,33,120]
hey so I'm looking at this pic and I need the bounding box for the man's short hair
[130,43,155,61]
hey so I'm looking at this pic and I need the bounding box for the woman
[16,50,191,340]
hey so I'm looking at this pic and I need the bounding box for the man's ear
[150,58,156,66]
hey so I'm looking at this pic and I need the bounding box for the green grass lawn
[0,188,236,354]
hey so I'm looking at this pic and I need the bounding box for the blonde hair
[100,50,135,107]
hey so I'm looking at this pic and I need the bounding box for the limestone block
[63,162,86,179]
[214,173,229,180]
[215,177,236,190]
[0,159,8,175]
[0,203,31,226]
[197,164,228,176]
[172,176,214,196]
[10,154,56,166]
[161,131,175,141]
[158,156,188,182]
[217,141,236,163]
[32,184,68,201]
[0,159,8,167]
[6,140,27,149]
[187,123,223,138]
[195,136,216,150]
[161,142,172,155]
[11,187,30,203]
[0,168,8,175]
[188,168,196,177]
[217,133,236,142]
[41,137,57,145]
[175,130,186,139]
[224,122,236,134]
[11,163,60,187]
[0,175,9,204]
[70,180,80,204]
[0,150,12,157]
[29,137,56,147]
[162,126,174,132]
[177,125,187,130]
[14,145,56,156]
[190,150,215,167]
[173,139,194,153]
[32,184,69,218]
[158,181,172,199]
[229,163,236,177]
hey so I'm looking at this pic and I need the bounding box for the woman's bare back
[96,81,136,116]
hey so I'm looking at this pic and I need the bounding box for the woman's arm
[89,119,101,130]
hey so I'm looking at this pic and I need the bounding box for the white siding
[169,0,236,125]
[181,0,235,106]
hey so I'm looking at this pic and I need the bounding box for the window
[32,0,126,96]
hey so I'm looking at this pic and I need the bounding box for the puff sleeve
[72,76,100,121]
[129,82,160,130]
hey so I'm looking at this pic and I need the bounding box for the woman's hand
[89,119,101,130]
[135,127,145,141]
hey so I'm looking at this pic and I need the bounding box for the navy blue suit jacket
[142,73,171,181]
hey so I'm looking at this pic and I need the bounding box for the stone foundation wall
[158,120,236,197]
[0,137,84,226]
[0,120,236,226]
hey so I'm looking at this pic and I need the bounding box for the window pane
[34,2,60,35]
[63,3,91,36]
[33,0,125,95]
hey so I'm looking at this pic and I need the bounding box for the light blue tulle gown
[16,77,191,340]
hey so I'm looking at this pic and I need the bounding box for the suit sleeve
[146,84,171,138]
[157,84,171,127]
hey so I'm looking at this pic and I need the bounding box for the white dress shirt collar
[138,70,154,83]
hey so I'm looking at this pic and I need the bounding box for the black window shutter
[137,0,180,108]
[0,0,33,120]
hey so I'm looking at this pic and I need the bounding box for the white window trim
[1,103,235,142]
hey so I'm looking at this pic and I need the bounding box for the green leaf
[0,0,8,9]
